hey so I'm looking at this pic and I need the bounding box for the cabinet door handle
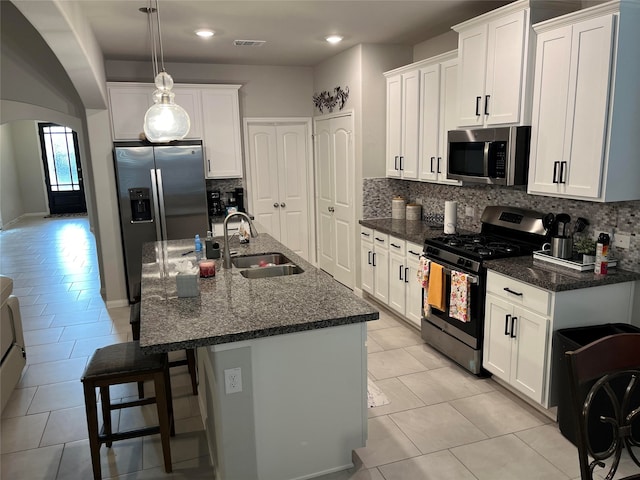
[394,156,399,171]
[328,206,335,213]
[559,161,567,184]
[437,157,442,174]
[208,158,211,172]
[372,252,376,267]
[505,314,511,336]
[430,157,435,173]
[280,202,286,208]
[475,96,481,116]
[553,161,560,184]
[368,251,372,265]
[399,265,404,281]
[484,95,490,115]
[510,316,517,338]
[400,156,404,171]
[404,267,409,283]
[274,203,279,208]
[504,287,523,297]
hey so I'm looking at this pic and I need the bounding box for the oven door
[422,258,484,350]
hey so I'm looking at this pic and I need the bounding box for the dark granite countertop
[359,218,467,245]
[360,218,640,293]
[485,256,640,292]
[139,233,379,353]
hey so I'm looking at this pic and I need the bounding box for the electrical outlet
[224,367,242,394]
[613,233,631,249]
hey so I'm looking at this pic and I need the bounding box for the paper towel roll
[444,201,457,234]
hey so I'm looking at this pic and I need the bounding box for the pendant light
[142,0,190,143]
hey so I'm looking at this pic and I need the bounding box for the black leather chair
[565,333,640,479]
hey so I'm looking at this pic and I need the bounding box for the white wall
[0,124,22,227]
[11,121,48,215]
[105,60,314,118]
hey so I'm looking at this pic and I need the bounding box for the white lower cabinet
[361,227,423,327]
[484,270,638,408]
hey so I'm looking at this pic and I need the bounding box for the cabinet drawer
[372,232,389,249]
[388,236,406,256]
[486,271,550,315]
[406,242,423,260]
[360,226,373,243]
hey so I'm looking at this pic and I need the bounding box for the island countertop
[139,233,379,353]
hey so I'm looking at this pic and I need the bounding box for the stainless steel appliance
[447,126,531,185]
[113,141,208,302]
[421,206,548,375]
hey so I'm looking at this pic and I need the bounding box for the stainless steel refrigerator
[113,140,208,302]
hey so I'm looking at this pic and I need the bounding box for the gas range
[424,206,548,273]
[420,206,549,375]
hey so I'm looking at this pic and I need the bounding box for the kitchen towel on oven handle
[450,270,470,322]
[426,262,446,311]
[417,255,430,288]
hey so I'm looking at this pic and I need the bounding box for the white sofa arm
[1,275,27,412]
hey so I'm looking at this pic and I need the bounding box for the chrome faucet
[223,212,258,268]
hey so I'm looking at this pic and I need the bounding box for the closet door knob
[280,202,286,208]
[273,203,279,208]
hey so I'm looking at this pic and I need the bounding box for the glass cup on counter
[199,260,216,278]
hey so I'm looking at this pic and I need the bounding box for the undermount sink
[240,264,304,279]
[231,252,293,269]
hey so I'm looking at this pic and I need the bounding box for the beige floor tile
[354,415,421,468]
[516,424,581,479]
[368,348,428,380]
[367,377,425,418]
[27,380,85,414]
[142,422,209,469]
[0,444,63,480]
[43,300,91,315]
[21,314,55,331]
[404,343,454,369]
[366,335,384,353]
[1,386,37,419]
[20,303,47,317]
[365,313,403,332]
[0,411,50,453]
[25,340,75,365]
[70,333,128,358]
[390,403,487,454]
[59,321,114,341]
[50,309,102,327]
[56,437,143,480]
[68,280,101,291]
[28,283,73,296]
[451,434,569,480]
[399,366,494,405]
[18,356,88,388]
[368,326,423,350]
[23,326,64,346]
[378,450,477,480]
[40,405,90,447]
[34,291,81,305]
[16,294,38,306]
[109,454,215,479]
[315,465,385,480]
[451,390,548,437]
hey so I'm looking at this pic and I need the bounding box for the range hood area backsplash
[363,178,640,273]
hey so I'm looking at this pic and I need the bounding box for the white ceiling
[74,0,511,67]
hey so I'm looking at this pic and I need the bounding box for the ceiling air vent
[233,39,266,47]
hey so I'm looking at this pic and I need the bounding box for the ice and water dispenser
[129,188,152,222]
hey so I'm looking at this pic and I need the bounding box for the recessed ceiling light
[195,29,215,38]
[325,35,343,44]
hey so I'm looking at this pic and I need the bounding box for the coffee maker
[207,190,224,216]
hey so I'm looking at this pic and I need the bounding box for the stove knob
[465,260,472,268]
[457,257,465,265]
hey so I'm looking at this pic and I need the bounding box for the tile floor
[0,216,637,479]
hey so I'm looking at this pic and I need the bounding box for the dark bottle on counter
[595,232,610,275]
[205,231,214,259]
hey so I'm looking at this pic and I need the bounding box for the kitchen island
[139,233,378,480]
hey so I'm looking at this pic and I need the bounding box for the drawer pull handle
[510,316,517,338]
[391,243,401,249]
[405,267,409,283]
[503,287,523,297]
[372,252,376,267]
[504,314,511,336]
[361,232,370,237]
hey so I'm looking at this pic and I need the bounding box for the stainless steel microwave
[447,126,531,185]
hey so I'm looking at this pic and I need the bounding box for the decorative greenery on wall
[313,86,349,113]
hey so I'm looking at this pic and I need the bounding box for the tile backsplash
[363,177,640,272]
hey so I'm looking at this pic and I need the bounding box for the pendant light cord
[147,1,158,78]
[155,0,166,72]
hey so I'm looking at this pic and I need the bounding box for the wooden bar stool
[81,341,174,480]
[130,301,198,396]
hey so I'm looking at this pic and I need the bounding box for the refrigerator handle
[156,168,168,239]
[150,169,163,239]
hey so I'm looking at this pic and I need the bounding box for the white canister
[392,196,406,219]
[406,203,422,221]
[444,201,457,234]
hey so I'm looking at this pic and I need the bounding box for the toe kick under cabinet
[483,270,636,408]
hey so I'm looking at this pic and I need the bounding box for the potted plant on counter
[574,236,596,264]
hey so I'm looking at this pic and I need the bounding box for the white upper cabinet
[385,70,420,180]
[107,82,243,179]
[528,0,640,202]
[453,0,580,128]
[418,52,461,185]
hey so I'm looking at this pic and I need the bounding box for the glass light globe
[144,97,191,142]
[154,71,174,92]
